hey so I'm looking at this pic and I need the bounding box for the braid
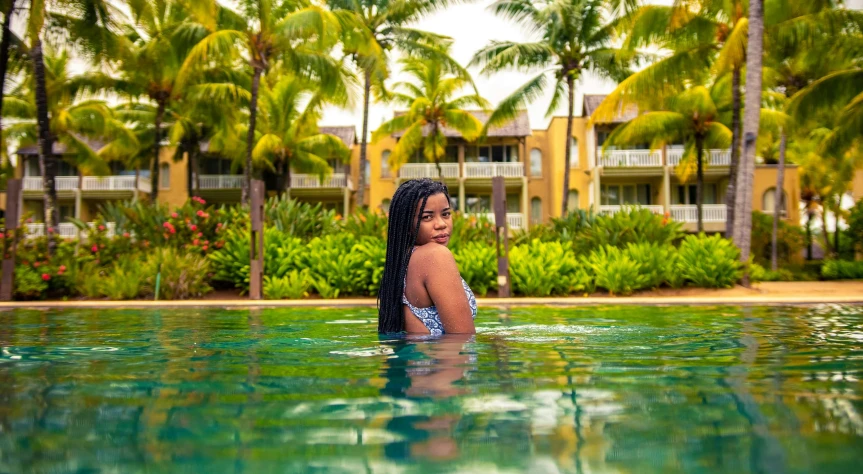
[377,178,451,333]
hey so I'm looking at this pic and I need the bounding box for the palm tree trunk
[284,156,292,197]
[806,209,813,260]
[134,167,140,203]
[561,75,575,216]
[735,0,764,286]
[243,66,262,206]
[771,130,786,271]
[834,202,841,256]
[32,39,58,255]
[0,0,18,155]
[820,207,833,256]
[696,139,704,233]
[726,66,742,237]
[432,121,443,178]
[356,67,371,209]
[151,99,165,201]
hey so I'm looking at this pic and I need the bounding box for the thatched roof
[16,139,108,156]
[583,94,639,124]
[391,110,531,139]
[319,126,357,146]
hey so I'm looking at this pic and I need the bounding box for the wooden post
[249,179,265,300]
[492,176,510,297]
[1,179,22,301]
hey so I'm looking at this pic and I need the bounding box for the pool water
[1,305,862,473]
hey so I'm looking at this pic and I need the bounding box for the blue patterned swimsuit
[402,248,477,336]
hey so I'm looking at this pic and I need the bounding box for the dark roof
[319,126,357,146]
[583,94,639,123]
[391,110,531,139]
[16,139,108,156]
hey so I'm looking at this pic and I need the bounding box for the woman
[377,179,477,335]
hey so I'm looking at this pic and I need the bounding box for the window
[465,145,519,163]
[381,150,391,178]
[531,197,542,225]
[159,163,170,189]
[58,204,75,222]
[530,148,542,177]
[762,188,787,214]
[569,138,579,167]
[601,184,651,206]
[675,184,718,205]
[567,190,579,211]
[202,157,233,175]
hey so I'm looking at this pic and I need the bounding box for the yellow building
[3,96,801,234]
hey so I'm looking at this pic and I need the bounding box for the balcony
[291,173,351,190]
[464,162,524,179]
[599,150,662,167]
[25,222,117,239]
[468,212,525,230]
[199,175,244,189]
[398,163,459,180]
[669,205,727,223]
[600,205,665,216]
[22,175,149,196]
[667,149,732,167]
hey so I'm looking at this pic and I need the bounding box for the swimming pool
[1,304,862,473]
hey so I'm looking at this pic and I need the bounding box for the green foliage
[509,240,584,296]
[750,211,806,266]
[821,260,863,280]
[624,242,676,290]
[676,234,742,288]
[584,246,649,296]
[847,200,863,254]
[265,196,340,239]
[453,241,497,297]
[449,212,495,253]
[341,207,388,240]
[143,247,212,300]
[575,208,683,255]
[208,227,304,292]
[13,265,48,300]
[750,263,796,282]
[100,256,147,300]
[301,234,380,298]
[264,270,312,300]
[353,237,388,296]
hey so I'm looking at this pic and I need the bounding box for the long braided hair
[378,179,451,333]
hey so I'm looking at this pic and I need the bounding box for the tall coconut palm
[250,74,351,193]
[327,0,461,209]
[180,0,348,205]
[472,0,638,216]
[372,53,487,176]
[1,0,25,163]
[598,85,732,232]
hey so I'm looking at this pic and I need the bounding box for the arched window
[381,150,391,178]
[530,148,542,177]
[567,189,579,212]
[530,197,542,225]
[763,188,788,215]
[159,163,170,189]
[569,137,579,168]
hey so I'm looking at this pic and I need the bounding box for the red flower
[98,225,105,231]
[197,232,203,238]
[59,265,67,272]
[171,212,178,219]
[169,228,176,234]
[33,262,40,268]
[47,227,54,233]
[202,245,208,251]
[123,232,130,238]
[41,273,50,281]
[190,224,197,231]
[193,239,199,246]
[91,245,98,253]
[196,210,204,217]
[0,233,4,239]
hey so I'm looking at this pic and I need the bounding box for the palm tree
[180,0,348,205]
[250,74,351,193]
[327,0,460,209]
[598,85,732,232]
[1,0,25,162]
[734,0,765,285]
[472,0,637,216]
[372,53,487,176]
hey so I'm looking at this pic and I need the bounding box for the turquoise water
[1,305,863,473]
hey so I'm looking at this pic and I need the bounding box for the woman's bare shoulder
[412,242,455,260]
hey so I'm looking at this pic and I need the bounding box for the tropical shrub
[750,211,806,266]
[100,256,147,300]
[749,263,796,282]
[847,199,863,255]
[676,234,742,288]
[584,245,649,296]
[264,270,312,299]
[821,260,863,280]
[301,234,375,298]
[342,208,388,240]
[265,196,340,239]
[13,265,47,300]
[353,236,387,295]
[623,242,676,289]
[142,247,212,299]
[449,212,495,253]
[509,239,583,296]
[208,227,304,292]
[453,241,497,296]
[574,208,683,255]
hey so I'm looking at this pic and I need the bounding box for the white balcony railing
[398,163,459,179]
[669,204,727,222]
[666,149,732,167]
[22,176,141,192]
[291,173,348,189]
[137,177,152,193]
[468,213,525,230]
[464,162,524,178]
[599,150,662,167]
[25,222,117,239]
[199,175,244,189]
[600,205,665,216]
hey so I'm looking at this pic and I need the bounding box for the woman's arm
[420,245,476,334]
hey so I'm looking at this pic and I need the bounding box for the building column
[74,188,82,220]
[593,168,602,213]
[663,165,671,214]
[521,177,529,226]
[343,188,351,217]
[458,178,466,213]
[458,144,465,177]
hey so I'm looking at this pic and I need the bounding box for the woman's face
[414,193,452,247]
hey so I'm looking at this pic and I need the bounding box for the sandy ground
[2,281,861,308]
